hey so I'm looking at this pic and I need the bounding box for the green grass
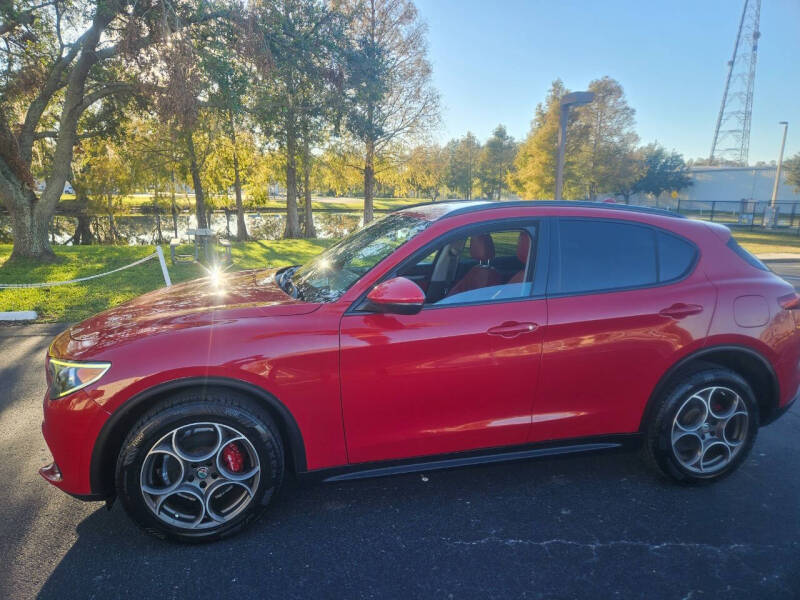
[0,239,334,322]
[731,230,800,255]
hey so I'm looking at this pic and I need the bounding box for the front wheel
[643,365,758,483]
[115,389,284,543]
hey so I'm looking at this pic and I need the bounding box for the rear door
[531,217,715,442]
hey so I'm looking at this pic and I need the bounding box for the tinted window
[558,220,657,294]
[658,232,697,281]
[726,238,768,271]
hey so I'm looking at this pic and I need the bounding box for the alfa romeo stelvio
[40,201,800,541]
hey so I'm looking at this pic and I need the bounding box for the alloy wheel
[139,422,261,530]
[670,386,749,475]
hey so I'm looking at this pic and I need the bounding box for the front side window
[291,213,430,303]
[556,220,657,294]
[397,226,536,306]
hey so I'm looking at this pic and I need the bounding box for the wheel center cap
[196,466,209,480]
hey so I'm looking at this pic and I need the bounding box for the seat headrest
[469,234,495,261]
[516,232,531,263]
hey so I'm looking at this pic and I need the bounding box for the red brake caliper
[221,442,244,473]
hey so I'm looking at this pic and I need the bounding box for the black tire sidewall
[650,368,759,483]
[116,394,283,543]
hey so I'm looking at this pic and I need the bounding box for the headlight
[48,358,111,399]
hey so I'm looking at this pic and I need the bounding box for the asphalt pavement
[2,265,800,599]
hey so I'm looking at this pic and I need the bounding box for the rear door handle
[659,303,704,319]
[487,321,539,338]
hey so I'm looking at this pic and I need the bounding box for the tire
[643,364,758,483]
[115,388,284,543]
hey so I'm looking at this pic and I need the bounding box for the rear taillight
[779,292,800,310]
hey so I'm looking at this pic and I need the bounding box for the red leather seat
[447,235,503,296]
[508,232,531,284]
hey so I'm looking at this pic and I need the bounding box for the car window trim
[548,216,700,299]
[346,217,549,314]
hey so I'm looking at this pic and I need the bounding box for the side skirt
[300,434,642,484]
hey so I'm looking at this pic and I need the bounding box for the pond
[0,211,363,245]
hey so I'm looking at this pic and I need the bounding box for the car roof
[395,200,685,222]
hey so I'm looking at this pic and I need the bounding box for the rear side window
[658,232,697,281]
[726,238,768,271]
[557,220,657,294]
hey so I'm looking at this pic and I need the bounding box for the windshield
[290,213,431,303]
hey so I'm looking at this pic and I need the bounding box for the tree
[201,27,255,240]
[446,133,480,199]
[340,0,439,222]
[571,77,639,199]
[625,144,691,200]
[509,80,571,199]
[403,143,447,200]
[785,153,800,193]
[477,125,516,200]
[0,0,228,260]
[511,77,639,200]
[250,0,345,239]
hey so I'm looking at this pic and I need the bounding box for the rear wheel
[115,389,284,542]
[643,366,758,483]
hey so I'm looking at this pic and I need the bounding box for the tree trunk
[185,131,208,229]
[283,115,301,238]
[7,187,57,260]
[170,170,179,238]
[229,114,248,241]
[364,139,375,224]
[106,193,118,243]
[71,189,93,245]
[301,136,316,238]
[153,188,163,244]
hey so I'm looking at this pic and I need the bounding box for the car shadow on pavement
[35,444,800,599]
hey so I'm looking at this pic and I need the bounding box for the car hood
[56,268,319,356]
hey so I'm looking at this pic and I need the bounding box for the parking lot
[2,264,800,599]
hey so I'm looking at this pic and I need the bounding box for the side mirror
[364,277,425,315]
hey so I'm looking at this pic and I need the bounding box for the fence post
[710,201,716,222]
[791,202,797,229]
[676,198,682,216]
[155,245,172,287]
[751,202,756,231]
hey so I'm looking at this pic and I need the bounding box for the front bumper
[40,388,112,498]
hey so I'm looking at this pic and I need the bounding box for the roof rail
[439,200,685,220]
[389,199,481,213]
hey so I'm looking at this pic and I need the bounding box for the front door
[339,223,547,464]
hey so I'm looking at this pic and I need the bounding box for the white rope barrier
[0,246,172,289]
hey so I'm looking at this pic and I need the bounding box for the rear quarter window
[658,232,698,281]
[726,238,769,271]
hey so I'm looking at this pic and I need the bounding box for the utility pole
[555,91,594,201]
[765,121,788,228]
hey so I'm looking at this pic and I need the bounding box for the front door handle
[487,321,538,338]
[659,303,704,319]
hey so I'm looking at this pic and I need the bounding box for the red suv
[41,201,800,542]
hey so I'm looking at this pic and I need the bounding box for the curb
[0,311,38,321]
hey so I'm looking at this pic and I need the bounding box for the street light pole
[765,121,788,229]
[555,91,595,201]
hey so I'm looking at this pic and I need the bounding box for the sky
[414,0,800,164]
